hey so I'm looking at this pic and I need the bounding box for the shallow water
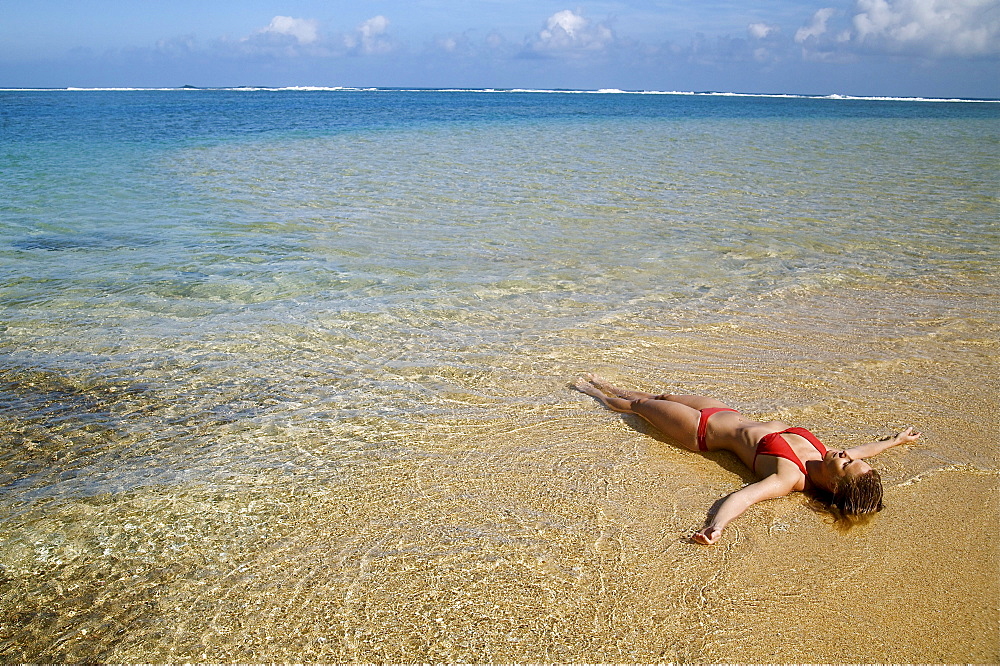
[1,90,998,661]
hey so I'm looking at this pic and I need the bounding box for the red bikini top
[753,427,827,476]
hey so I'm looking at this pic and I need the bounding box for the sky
[1,0,998,97]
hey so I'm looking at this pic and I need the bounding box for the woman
[574,374,921,544]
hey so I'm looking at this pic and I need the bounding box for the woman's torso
[706,411,824,487]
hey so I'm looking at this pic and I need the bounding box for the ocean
[1,88,998,661]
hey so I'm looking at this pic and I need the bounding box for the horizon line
[1,85,997,103]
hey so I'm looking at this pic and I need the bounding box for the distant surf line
[2,86,997,103]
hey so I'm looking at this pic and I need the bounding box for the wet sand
[4,282,996,663]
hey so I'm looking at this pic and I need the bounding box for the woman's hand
[693,525,722,545]
[893,426,922,446]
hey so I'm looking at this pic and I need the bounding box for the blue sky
[2,0,998,97]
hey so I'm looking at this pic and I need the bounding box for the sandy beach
[5,279,996,662]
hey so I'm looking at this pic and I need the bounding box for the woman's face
[823,449,872,482]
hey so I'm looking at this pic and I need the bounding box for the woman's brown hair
[832,468,884,515]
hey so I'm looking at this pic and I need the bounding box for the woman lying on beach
[574,374,921,545]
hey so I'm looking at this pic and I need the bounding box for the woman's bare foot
[574,376,637,413]
[583,374,656,401]
[573,377,606,399]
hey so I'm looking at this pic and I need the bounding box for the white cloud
[259,16,319,45]
[850,0,1000,56]
[748,22,778,39]
[532,10,614,52]
[796,8,837,43]
[543,10,587,42]
[234,15,324,57]
[344,15,395,55]
[792,0,1000,58]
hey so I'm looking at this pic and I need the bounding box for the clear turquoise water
[1,90,998,661]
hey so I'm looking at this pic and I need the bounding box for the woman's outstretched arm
[845,426,922,460]
[693,473,797,545]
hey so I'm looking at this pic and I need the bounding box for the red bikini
[696,407,739,451]
[754,428,827,475]
[696,408,827,476]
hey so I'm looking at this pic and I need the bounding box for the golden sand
[3,283,998,662]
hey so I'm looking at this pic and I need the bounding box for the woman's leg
[581,374,660,402]
[573,376,638,413]
[574,375,703,450]
[628,398,701,451]
[658,393,733,411]
[580,374,733,411]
